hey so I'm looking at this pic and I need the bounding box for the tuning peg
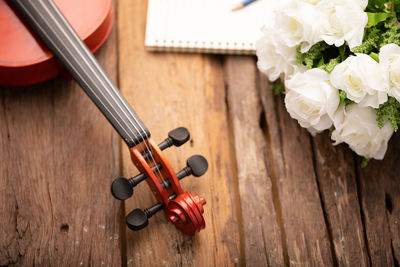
[142,127,190,160]
[177,155,208,179]
[110,177,133,200]
[111,164,162,200]
[126,204,162,231]
[183,155,208,177]
[159,127,190,150]
[161,155,208,188]
[126,194,177,231]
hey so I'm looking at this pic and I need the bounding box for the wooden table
[1,1,399,266]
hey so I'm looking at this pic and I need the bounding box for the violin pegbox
[110,127,208,235]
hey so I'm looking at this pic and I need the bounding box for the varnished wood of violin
[0,0,113,86]
[129,136,206,235]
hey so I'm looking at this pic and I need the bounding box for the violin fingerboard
[9,0,150,146]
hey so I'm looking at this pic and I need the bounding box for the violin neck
[9,0,150,147]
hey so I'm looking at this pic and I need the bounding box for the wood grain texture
[225,56,285,266]
[0,23,121,266]
[357,133,400,266]
[2,0,399,265]
[259,77,334,266]
[117,0,241,266]
[312,133,370,266]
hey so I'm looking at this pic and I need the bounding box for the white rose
[331,104,393,160]
[359,0,368,9]
[300,0,367,7]
[330,53,388,108]
[256,26,298,81]
[379,43,400,102]
[300,0,322,5]
[316,0,368,49]
[274,0,322,52]
[284,68,340,134]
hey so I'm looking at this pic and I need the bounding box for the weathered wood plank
[259,76,334,266]
[0,22,121,266]
[312,133,370,266]
[118,0,241,266]
[224,56,285,266]
[357,133,400,266]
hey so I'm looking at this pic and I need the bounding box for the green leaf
[339,90,355,105]
[366,12,392,28]
[316,57,324,67]
[369,52,380,62]
[361,158,370,168]
[339,45,347,61]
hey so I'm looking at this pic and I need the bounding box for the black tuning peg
[161,155,208,188]
[183,155,208,177]
[111,164,162,200]
[143,127,190,160]
[126,204,162,231]
[159,127,190,150]
[126,194,177,231]
[110,177,133,201]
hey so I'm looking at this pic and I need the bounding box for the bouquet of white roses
[256,0,400,161]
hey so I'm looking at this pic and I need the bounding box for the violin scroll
[166,192,206,235]
[111,127,207,235]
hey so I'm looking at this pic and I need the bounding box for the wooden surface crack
[391,240,400,267]
[354,156,373,266]
[273,95,287,177]
[259,80,289,267]
[223,62,246,267]
[310,137,339,267]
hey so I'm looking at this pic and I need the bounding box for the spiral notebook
[145,0,274,55]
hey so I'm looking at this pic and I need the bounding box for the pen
[231,0,258,11]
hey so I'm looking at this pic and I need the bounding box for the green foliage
[270,81,285,95]
[296,42,350,73]
[376,96,400,131]
[361,158,371,168]
[352,28,382,54]
[339,90,355,105]
[369,52,380,62]
[319,57,342,73]
[297,1,400,72]
[366,0,399,13]
[366,0,389,12]
[395,2,400,20]
[354,2,400,54]
[366,12,391,28]
[328,126,335,137]
[381,17,400,46]
[296,42,330,68]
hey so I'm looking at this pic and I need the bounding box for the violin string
[34,0,158,180]
[18,1,135,141]
[27,0,167,185]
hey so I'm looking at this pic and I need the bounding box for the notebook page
[145,0,276,54]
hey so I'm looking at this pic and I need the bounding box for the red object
[130,139,206,236]
[0,0,114,86]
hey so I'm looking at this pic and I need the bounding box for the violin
[4,0,207,235]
